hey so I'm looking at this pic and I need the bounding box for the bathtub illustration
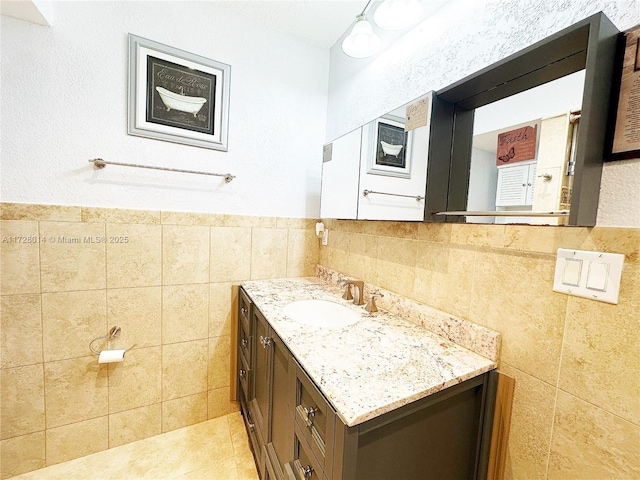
[380,141,403,157]
[155,87,207,117]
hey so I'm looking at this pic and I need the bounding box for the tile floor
[9,413,259,480]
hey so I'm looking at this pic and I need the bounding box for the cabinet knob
[299,465,314,479]
[240,338,248,348]
[304,406,317,428]
[260,336,272,348]
[246,411,255,432]
[239,369,246,379]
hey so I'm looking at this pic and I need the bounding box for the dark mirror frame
[424,12,620,226]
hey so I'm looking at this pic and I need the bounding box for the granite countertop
[241,277,497,427]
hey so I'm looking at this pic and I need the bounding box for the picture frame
[128,34,230,151]
[367,115,412,178]
[606,24,640,161]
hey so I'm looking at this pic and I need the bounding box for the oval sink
[283,299,360,329]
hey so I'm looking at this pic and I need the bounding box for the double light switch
[553,249,624,304]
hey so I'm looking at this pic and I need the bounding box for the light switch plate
[553,249,624,304]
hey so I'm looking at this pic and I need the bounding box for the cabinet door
[320,128,362,220]
[495,164,526,206]
[525,163,537,205]
[266,332,295,480]
[251,308,271,446]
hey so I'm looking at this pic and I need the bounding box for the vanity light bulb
[341,16,382,58]
[374,0,422,30]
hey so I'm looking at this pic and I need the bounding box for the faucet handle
[340,281,353,301]
[365,293,384,313]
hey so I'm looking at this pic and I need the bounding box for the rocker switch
[586,262,609,292]
[562,259,582,286]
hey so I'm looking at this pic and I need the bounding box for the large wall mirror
[430,12,619,226]
[321,12,619,226]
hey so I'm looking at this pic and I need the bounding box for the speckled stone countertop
[241,277,497,427]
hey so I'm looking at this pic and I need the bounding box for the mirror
[320,93,433,221]
[321,12,618,226]
[466,70,585,225]
[431,12,619,226]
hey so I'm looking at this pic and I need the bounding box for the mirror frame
[424,12,619,226]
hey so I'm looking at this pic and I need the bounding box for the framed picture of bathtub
[366,115,412,178]
[128,34,230,151]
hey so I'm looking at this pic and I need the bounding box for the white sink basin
[283,299,360,329]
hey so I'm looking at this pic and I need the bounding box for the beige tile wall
[319,219,640,479]
[0,203,318,479]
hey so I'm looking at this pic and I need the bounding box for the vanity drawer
[238,313,252,367]
[241,394,265,479]
[286,421,327,480]
[238,352,251,401]
[294,361,335,473]
[239,288,252,335]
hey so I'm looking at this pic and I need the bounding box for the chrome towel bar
[436,210,570,217]
[89,158,235,182]
[362,189,424,201]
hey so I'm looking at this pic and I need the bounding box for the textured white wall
[327,0,640,227]
[1,1,328,217]
[598,158,640,227]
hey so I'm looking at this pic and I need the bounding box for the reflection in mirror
[320,127,362,220]
[466,70,585,225]
[358,92,432,221]
[320,93,433,221]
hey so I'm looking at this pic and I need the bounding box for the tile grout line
[160,223,165,433]
[543,294,572,479]
[104,221,111,450]
[207,225,212,420]
[37,219,49,468]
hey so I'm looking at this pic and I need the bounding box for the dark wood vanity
[236,287,498,480]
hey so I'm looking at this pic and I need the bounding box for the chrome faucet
[341,280,365,306]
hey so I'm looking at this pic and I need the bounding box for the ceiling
[0,0,366,46]
[215,0,366,48]
[1,0,448,49]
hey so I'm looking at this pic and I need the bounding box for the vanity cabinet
[237,290,296,480]
[237,287,497,480]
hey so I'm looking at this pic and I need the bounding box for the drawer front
[241,395,265,479]
[289,422,325,480]
[294,362,335,471]
[238,314,252,367]
[239,288,252,335]
[238,353,251,401]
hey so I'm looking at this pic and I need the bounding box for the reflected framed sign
[368,115,412,178]
[608,24,640,160]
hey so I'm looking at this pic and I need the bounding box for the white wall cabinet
[495,162,537,207]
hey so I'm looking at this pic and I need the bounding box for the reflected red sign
[496,124,537,165]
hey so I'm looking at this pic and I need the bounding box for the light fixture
[341,0,381,59]
[373,0,422,31]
